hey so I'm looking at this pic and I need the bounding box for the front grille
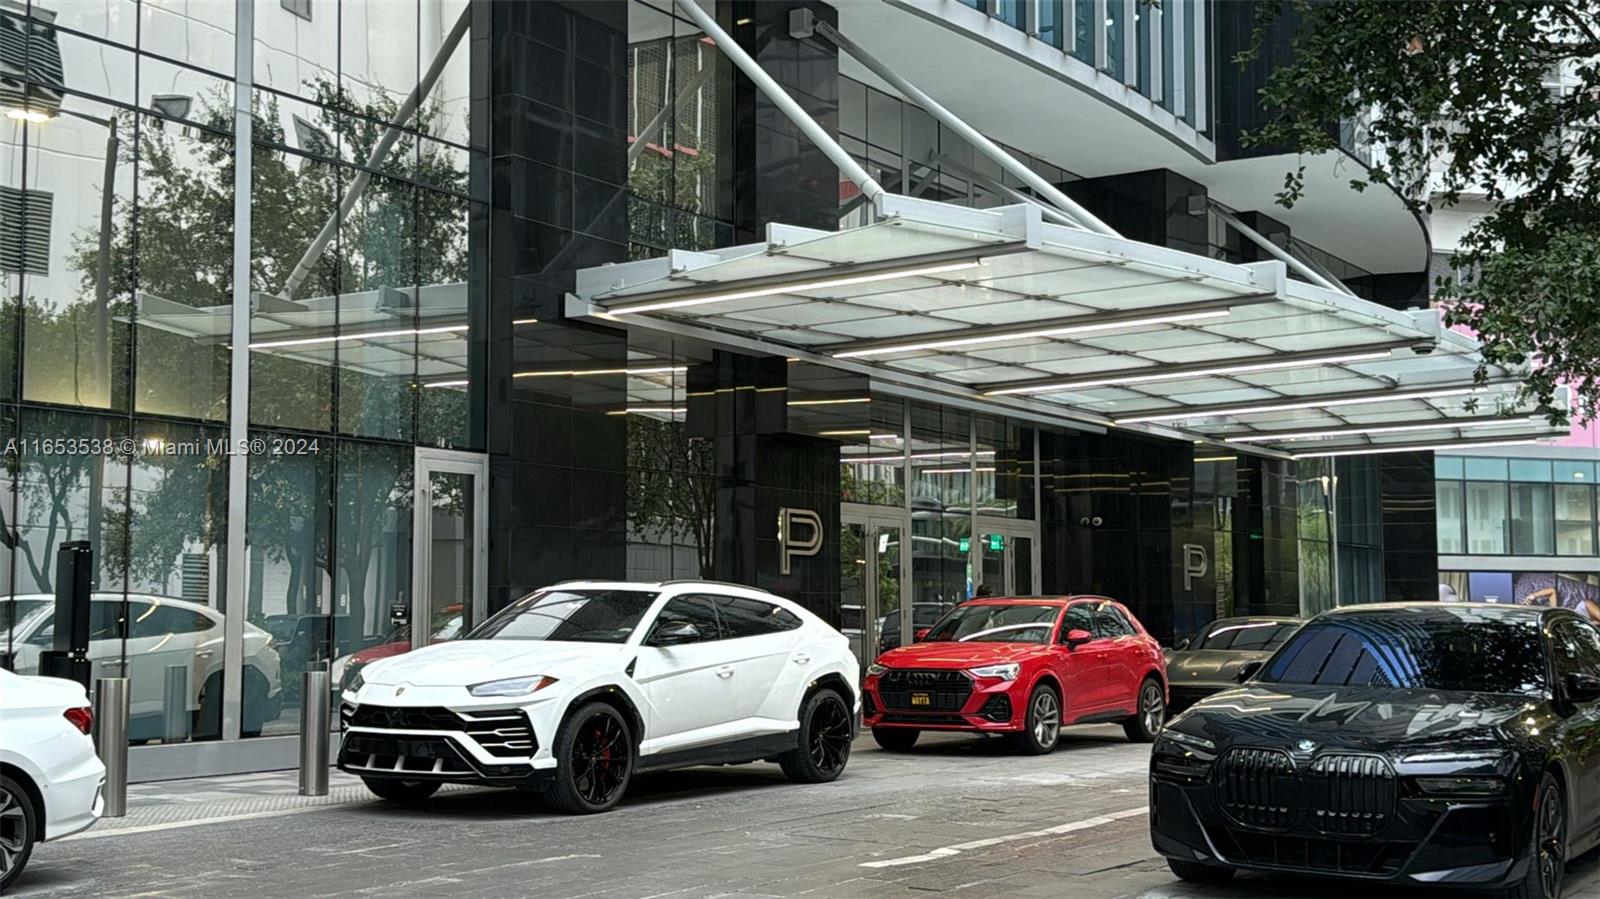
[346,704,537,759]
[980,693,1012,723]
[457,708,537,758]
[1214,748,1294,829]
[878,669,973,712]
[1222,829,1414,876]
[1308,754,1396,836]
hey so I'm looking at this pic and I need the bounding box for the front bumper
[337,700,556,788]
[1149,753,1531,886]
[862,670,1024,733]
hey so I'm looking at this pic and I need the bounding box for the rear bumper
[43,763,104,841]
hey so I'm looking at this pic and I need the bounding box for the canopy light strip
[1115,386,1485,425]
[602,259,986,315]
[514,365,687,378]
[423,379,469,388]
[985,349,1396,396]
[250,324,468,350]
[605,406,686,416]
[1225,415,1538,444]
[834,309,1230,360]
[788,397,872,406]
[1292,438,1546,459]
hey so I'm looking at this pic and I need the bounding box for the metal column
[93,678,130,817]
[299,668,330,796]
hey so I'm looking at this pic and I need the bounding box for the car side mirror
[1063,628,1093,648]
[1176,637,1191,651]
[650,621,700,646]
[913,627,930,642]
[1236,660,1263,683]
[1565,671,1600,703]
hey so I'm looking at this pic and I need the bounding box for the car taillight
[64,706,93,735]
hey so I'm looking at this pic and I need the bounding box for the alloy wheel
[807,695,853,775]
[570,710,630,807]
[1140,682,1165,736]
[1032,690,1060,747]
[0,785,24,879]
[1537,781,1566,899]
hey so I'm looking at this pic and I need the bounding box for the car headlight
[969,663,1020,681]
[467,675,558,697]
[1415,775,1508,797]
[346,669,365,693]
[865,663,889,677]
[1159,729,1216,752]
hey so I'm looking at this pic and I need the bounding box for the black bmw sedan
[1150,602,1600,898]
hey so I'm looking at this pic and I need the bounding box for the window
[713,596,801,638]
[1261,613,1546,696]
[649,596,721,644]
[1197,621,1298,651]
[1436,480,1465,553]
[1059,605,1094,639]
[923,603,1059,644]
[280,0,312,21]
[1548,618,1600,678]
[1466,481,1508,553]
[1555,461,1596,483]
[1435,456,1465,479]
[1510,483,1554,555]
[1464,457,1510,480]
[1556,485,1596,556]
[1094,605,1135,638]
[471,589,659,643]
[131,602,214,639]
[1511,459,1553,482]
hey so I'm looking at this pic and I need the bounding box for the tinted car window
[1260,613,1547,696]
[714,595,801,638]
[924,603,1060,644]
[1549,618,1600,678]
[1198,622,1297,651]
[1094,605,1134,638]
[470,589,658,643]
[650,596,722,644]
[132,604,213,639]
[1059,605,1094,640]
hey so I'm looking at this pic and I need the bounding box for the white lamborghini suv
[338,580,860,813]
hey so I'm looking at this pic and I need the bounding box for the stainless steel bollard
[93,677,130,817]
[162,664,189,743]
[299,667,330,796]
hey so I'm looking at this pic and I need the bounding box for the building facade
[0,0,1565,780]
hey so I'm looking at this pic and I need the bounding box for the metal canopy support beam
[1209,205,1356,297]
[671,0,885,206]
[799,13,1121,239]
[1114,378,1524,425]
[933,151,1086,229]
[628,60,717,167]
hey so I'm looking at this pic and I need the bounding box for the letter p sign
[778,508,823,575]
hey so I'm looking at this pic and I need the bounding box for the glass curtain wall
[1,0,484,748]
[1437,455,1597,559]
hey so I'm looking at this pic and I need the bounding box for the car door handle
[714,665,735,679]
[791,653,811,665]
[195,650,214,659]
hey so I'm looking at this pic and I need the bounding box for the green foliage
[626,415,717,578]
[1238,0,1600,423]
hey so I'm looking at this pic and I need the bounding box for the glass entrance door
[412,449,489,649]
[841,513,906,665]
[975,525,1039,596]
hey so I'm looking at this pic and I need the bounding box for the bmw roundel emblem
[1296,739,1317,753]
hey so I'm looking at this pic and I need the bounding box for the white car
[339,580,860,814]
[2,594,283,739]
[0,669,104,890]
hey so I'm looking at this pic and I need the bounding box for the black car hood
[1176,684,1548,752]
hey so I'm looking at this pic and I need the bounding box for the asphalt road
[14,726,1600,899]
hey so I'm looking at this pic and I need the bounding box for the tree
[1238,0,1600,424]
[625,415,717,578]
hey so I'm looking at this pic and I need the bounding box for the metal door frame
[841,504,911,657]
[412,448,489,650]
[973,517,1041,596]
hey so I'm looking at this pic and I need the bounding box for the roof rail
[658,579,775,595]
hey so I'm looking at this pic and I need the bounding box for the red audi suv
[863,596,1168,754]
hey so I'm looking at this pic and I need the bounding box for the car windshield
[1258,613,1547,696]
[468,589,658,643]
[923,603,1060,644]
[1197,621,1298,651]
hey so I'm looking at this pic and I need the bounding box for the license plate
[910,692,931,706]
